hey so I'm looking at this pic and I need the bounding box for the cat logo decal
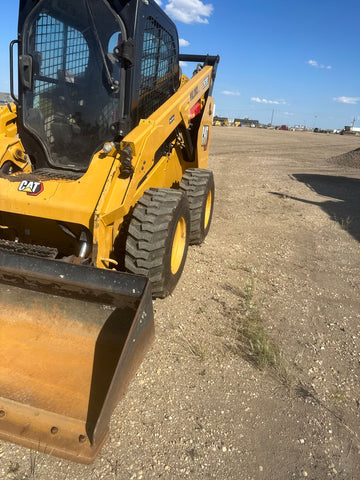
[18,180,44,196]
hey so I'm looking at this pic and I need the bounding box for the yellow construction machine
[0,0,219,464]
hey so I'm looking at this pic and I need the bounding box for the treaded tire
[180,168,215,245]
[125,188,190,298]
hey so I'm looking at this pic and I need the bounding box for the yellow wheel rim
[204,190,212,229]
[171,217,186,275]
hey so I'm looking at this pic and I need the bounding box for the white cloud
[179,61,188,67]
[165,0,213,24]
[333,96,360,105]
[179,38,190,47]
[308,60,318,67]
[307,59,332,69]
[222,90,240,96]
[154,0,162,5]
[251,97,286,105]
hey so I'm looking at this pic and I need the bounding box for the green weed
[7,462,20,474]
[330,387,348,405]
[339,216,352,231]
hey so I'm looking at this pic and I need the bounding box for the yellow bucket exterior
[0,251,154,463]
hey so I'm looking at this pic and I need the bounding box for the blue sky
[1,0,359,129]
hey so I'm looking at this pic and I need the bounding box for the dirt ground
[1,127,360,479]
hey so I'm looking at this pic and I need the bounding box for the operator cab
[17,0,124,171]
[15,0,180,172]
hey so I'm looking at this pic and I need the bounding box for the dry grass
[216,280,294,388]
[237,281,292,385]
[176,324,207,360]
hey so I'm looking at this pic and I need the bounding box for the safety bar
[179,54,220,67]
[179,54,219,96]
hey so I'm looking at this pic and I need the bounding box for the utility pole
[270,109,274,126]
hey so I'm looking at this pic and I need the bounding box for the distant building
[0,92,12,105]
[237,118,259,127]
[341,125,360,135]
[213,116,229,126]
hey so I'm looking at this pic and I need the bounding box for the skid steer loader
[0,0,219,463]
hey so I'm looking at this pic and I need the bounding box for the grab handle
[10,39,19,103]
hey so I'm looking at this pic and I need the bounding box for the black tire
[180,168,215,245]
[125,188,190,298]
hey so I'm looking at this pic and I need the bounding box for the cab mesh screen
[137,17,176,123]
[33,13,89,139]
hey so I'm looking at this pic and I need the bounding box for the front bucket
[0,251,154,463]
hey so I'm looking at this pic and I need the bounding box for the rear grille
[0,239,58,259]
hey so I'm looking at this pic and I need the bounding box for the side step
[0,250,154,463]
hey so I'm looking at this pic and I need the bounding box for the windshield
[23,0,124,170]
